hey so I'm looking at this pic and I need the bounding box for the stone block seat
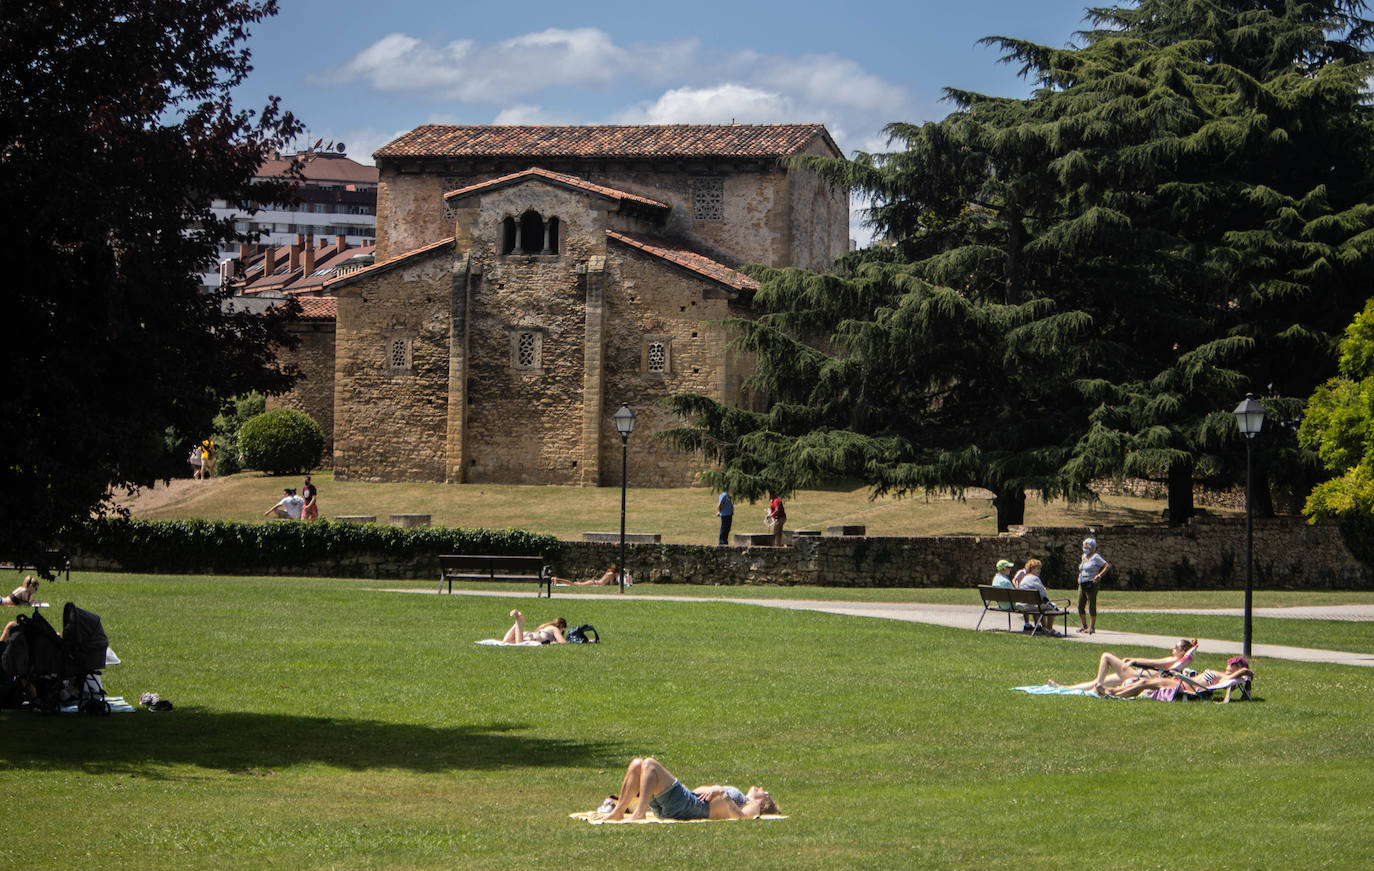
[825,525,866,536]
[390,514,431,528]
[335,515,377,524]
[581,532,661,544]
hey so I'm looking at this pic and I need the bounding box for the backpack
[566,624,599,644]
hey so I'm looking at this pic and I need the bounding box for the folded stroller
[0,602,109,713]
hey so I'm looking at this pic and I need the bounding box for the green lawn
[119,471,1215,543]
[3,573,1371,869]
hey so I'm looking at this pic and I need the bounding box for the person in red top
[765,491,786,546]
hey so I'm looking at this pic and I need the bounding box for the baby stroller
[0,602,109,713]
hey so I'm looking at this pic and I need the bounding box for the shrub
[212,393,266,476]
[238,408,324,475]
[71,517,559,576]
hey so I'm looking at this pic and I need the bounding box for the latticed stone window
[440,177,462,220]
[642,335,671,376]
[693,178,723,221]
[510,329,543,372]
[388,337,413,374]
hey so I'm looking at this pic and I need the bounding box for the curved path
[395,588,1374,668]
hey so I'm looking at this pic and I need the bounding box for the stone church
[322,124,848,486]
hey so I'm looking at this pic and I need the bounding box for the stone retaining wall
[71,517,1370,589]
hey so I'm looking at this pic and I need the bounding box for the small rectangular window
[642,335,672,376]
[693,178,723,221]
[510,329,543,372]
[389,337,413,374]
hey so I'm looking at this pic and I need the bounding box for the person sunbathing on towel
[596,757,778,821]
[1047,638,1198,694]
[501,610,567,644]
[551,565,619,586]
[2,576,39,606]
[1105,657,1254,700]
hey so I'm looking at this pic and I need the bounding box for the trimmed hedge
[239,409,324,475]
[73,517,559,576]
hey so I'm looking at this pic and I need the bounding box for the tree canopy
[665,0,1374,531]
[1300,299,1374,520]
[0,1,302,567]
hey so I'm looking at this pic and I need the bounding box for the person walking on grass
[1076,537,1111,634]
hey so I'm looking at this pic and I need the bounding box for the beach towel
[569,810,787,824]
[1011,685,1099,697]
[56,695,136,713]
[475,639,544,647]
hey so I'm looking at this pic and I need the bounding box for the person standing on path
[301,475,319,521]
[765,491,786,546]
[1076,537,1111,634]
[716,490,734,546]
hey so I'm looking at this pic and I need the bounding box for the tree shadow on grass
[0,708,618,777]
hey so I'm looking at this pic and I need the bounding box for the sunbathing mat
[570,810,788,825]
[475,639,544,647]
[1011,685,1098,697]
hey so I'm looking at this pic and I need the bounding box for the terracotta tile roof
[376,124,840,160]
[295,296,337,319]
[444,167,669,211]
[324,237,455,290]
[606,231,759,292]
[257,152,379,186]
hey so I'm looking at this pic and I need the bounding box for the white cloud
[755,54,910,115]
[491,104,568,125]
[616,84,796,125]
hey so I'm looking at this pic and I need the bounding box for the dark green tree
[0,1,302,568]
[667,0,1374,530]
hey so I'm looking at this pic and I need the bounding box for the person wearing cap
[991,559,1016,612]
[1076,537,1111,634]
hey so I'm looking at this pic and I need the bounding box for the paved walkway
[399,588,1374,668]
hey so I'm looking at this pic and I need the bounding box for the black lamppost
[1232,393,1265,657]
[613,403,636,593]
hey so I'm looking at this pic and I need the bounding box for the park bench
[438,554,553,598]
[975,585,1070,637]
[0,550,70,582]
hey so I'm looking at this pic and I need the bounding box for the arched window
[519,211,543,254]
[500,212,560,255]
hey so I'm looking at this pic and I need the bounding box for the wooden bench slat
[975,584,1070,636]
[438,554,552,598]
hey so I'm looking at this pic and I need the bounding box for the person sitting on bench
[596,757,778,821]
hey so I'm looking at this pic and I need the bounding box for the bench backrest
[439,554,545,576]
[977,585,1044,605]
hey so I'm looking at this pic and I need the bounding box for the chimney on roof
[239,243,249,261]
[289,240,301,273]
[303,243,315,276]
[336,234,347,251]
[263,246,276,277]
[317,237,327,249]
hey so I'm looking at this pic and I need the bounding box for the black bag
[566,624,599,644]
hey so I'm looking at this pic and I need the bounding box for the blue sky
[237,0,1098,163]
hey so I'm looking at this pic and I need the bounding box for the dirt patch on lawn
[111,477,207,515]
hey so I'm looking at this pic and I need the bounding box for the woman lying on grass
[1047,638,1197,694]
[1104,657,1254,701]
[501,610,567,644]
[596,757,778,821]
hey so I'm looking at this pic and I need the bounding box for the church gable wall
[333,252,452,481]
[457,184,607,485]
[266,320,336,463]
[598,243,742,486]
[378,158,838,271]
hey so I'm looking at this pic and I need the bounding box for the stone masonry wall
[598,240,742,486]
[266,320,336,461]
[333,247,453,481]
[73,519,1369,590]
[377,158,845,271]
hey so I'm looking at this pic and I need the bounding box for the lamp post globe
[1232,393,1265,657]
[614,404,635,593]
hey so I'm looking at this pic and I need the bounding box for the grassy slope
[120,471,1209,543]
[3,573,1372,870]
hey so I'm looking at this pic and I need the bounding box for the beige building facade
[326,124,848,486]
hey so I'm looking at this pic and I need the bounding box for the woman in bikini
[596,757,779,821]
[1106,657,1254,700]
[551,565,618,586]
[500,610,567,644]
[2,576,39,606]
[1047,638,1198,693]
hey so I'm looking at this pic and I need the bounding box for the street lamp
[1232,393,1265,657]
[613,403,636,593]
